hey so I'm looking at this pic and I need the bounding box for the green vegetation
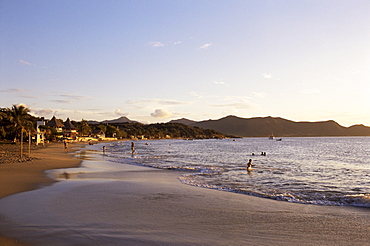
[95,122,230,139]
[0,104,35,142]
[0,104,231,142]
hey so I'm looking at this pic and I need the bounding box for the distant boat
[268,134,275,140]
[276,138,282,141]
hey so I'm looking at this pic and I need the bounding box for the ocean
[100,137,370,207]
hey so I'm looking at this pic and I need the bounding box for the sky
[1,0,369,126]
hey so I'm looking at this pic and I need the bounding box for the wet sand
[0,143,82,245]
[0,143,369,245]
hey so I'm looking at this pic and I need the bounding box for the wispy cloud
[212,101,253,109]
[174,41,182,45]
[150,109,173,118]
[19,60,32,66]
[0,88,24,93]
[189,91,221,99]
[261,73,272,79]
[0,88,36,99]
[214,80,229,87]
[51,99,71,104]
[351,70,361,75]
[149,41,165,47]
[60,94,88,100]
[200,43,213,49]
[126,99,187,106]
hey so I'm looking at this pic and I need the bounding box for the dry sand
[0,142,369,245]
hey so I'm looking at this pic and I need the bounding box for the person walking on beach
[63,141,68,152]
[103,146,106,154]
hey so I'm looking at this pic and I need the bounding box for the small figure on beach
[63,141,68,152]
[103,146,106,154]
[247,159,253,171]
[131,142,135,155]
[261,152,266,156]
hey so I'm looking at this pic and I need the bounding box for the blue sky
[1,0,369,126]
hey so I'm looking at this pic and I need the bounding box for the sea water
[102,137,370,207]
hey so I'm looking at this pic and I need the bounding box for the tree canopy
[0,105,232,142]
[1,105,35,142]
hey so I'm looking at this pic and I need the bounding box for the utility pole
[20,129,23,160]
[28,130,31,157]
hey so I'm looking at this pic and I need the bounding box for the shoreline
[0,142,83,245]
[1,142,370,245]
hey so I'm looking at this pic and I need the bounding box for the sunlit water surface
[102,137,370,207]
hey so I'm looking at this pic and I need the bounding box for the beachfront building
[63,118,77,140]
[36,120,46,145]
[46,116,64,133]
[45,116,65,140]
[91,130,105,139]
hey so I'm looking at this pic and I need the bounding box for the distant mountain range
[170,115,370,137]
[88,116,137,125]
[88,115,370,137]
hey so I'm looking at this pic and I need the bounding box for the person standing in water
[247,159,253,171]
[131,142,135,155]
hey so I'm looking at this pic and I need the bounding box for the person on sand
[247,159,253,171]
[63,141,68,152]
[103,146,106,154]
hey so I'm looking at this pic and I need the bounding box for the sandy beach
[0,143,369,245]
[0,143,82,245]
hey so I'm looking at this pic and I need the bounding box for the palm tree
[7,104,33,142]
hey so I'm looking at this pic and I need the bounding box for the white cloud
[149,41,165,47]
[200,43,213,49]
[150,109,173,118]
[16,103,29,108]
[174,41,182,45]
[19,60,32,66]
[115,109,127,116]
[262,73,272,79]
[214,80,229,87]
[31,109,53,117]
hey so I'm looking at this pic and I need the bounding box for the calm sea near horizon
[101,136,370,207]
